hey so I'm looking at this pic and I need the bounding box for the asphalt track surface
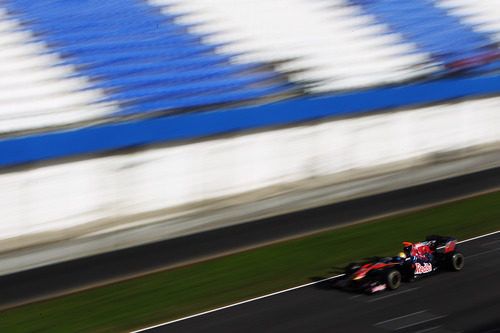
[137,232,500,333]
[1,167,500,309]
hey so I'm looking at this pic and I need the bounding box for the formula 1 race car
[335,236,464,294]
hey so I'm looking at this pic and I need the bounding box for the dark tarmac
[140,232,500,333]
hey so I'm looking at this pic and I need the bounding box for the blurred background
[0,0,499,275]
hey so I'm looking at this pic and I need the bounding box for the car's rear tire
[385,270,401,290]
[448,252,464,271]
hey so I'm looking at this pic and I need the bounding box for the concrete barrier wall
[1,96,499,241]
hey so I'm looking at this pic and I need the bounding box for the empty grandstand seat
[0,0,294,132]
[115,84,293,116]
[0,0,498,134]
[349,0,499,69]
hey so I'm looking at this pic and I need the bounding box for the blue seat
[464,60,500,74]
[16,16,176,35]
[30,23,199,44]
[114,85,293,116]
[71,54,240,77]
[9,6,164,23]
[395,22,488,41]
[5,0,140,11]
[55,43,227,67]
[2,0,295,116]
[441,49,491,63]
[40,35,216,54]
[45,39,223,57]
[41,33,212,51]
[409,34,489,53]
[375,11,470,29]
[87,63,265,90]
[101,73,279,102]
[9,7,173,23]
[347,0,497,73]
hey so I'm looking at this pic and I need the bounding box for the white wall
[1,96,500,240]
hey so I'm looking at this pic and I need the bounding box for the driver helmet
[402,242,413,256]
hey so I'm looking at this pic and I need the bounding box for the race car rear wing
[426,235,457,253]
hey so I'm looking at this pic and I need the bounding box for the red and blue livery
[335,235,464,294]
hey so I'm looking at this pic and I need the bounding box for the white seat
[161,0,437,93]
[436,0,500,41]
[0,12,116,134]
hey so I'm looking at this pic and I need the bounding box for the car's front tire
[385,270,401,290]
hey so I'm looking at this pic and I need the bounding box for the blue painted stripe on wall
[1,74,499,168]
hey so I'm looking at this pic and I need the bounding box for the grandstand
[0,0,499,140]
[0,0,298,134]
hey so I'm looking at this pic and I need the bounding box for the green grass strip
[1,191,499,333]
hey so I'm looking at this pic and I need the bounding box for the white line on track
[396,315,447,330]
[481,239,500,247]
[414,326,442,333]
[375,310,447,330]
[456,230,500,244]
[375,310,428,326]
[367,287,419,302]
[130,274,346,333]
[130,230,500,333]
[464,247,500,259]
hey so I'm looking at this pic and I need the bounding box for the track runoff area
[132,230,500,332]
